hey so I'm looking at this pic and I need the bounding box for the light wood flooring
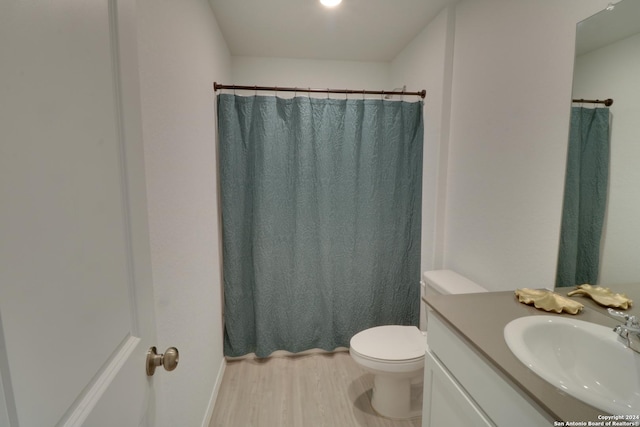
[210,351,422,427]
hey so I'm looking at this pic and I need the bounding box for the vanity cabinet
[422,312,552,427]
[423,350,493,426]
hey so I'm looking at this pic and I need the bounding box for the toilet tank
[420,270,487,330]
[423,269,487,297]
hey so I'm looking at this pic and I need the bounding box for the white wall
[390,5,456,275]
[231,56,390,97]
[572,32,640,285]
[136,1,230,426]
[441,0,610,291]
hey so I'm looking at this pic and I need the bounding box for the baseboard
[200,357,226,427]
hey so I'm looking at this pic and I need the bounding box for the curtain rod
[572,98,614,106]
[213,82,426,99]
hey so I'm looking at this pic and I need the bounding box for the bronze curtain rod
[213,82,426,99]
[572,98,614,106]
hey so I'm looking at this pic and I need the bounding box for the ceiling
[208,0,455,62]
[576,0,640,55]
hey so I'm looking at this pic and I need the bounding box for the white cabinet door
[0,0,158,426]
[423,351,495,427]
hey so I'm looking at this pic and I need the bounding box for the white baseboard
[200,358,226,427]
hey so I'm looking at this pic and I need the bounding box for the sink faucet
[608,308,640,354]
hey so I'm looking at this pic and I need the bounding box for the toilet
[349,270,487,419]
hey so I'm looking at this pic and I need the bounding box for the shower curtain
[217,94,424,357]
[556,107,610,287]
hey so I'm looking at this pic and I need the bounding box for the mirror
[557,0,640,287]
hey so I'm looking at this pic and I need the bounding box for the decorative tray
[515,288,584,314]
[567,284,633,309]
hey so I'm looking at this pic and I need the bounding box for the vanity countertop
[423,284,640,423]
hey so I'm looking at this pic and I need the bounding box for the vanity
[420,0,640,424]
[422,285,640,426]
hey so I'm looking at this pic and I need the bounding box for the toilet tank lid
[422,270,487,294]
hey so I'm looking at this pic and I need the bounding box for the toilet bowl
[350,325,426,419]
[350,270,487,420]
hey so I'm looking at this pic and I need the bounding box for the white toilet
[349,270,487,419]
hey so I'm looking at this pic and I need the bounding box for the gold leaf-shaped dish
[567,284,633,309]
[515,288,584,314]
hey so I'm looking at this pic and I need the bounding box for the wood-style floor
[210,351,422,427]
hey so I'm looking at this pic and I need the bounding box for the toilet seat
[350,325,425,362]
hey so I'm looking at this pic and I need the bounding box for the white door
[0,0,161,426]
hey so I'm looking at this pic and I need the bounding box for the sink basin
[504,315,640,415]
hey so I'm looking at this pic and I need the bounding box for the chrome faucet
[608,308,640,354]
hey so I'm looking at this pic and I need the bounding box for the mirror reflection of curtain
[556,107,610,287]
[218,94,424,357]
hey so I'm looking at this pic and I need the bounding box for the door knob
[146,346,179,376]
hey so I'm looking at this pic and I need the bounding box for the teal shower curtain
[556,107,610,287]
[218,94,423,357]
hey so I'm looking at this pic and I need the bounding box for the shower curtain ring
[327,89,330,99]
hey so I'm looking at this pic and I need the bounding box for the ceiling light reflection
[320,0,342,8]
